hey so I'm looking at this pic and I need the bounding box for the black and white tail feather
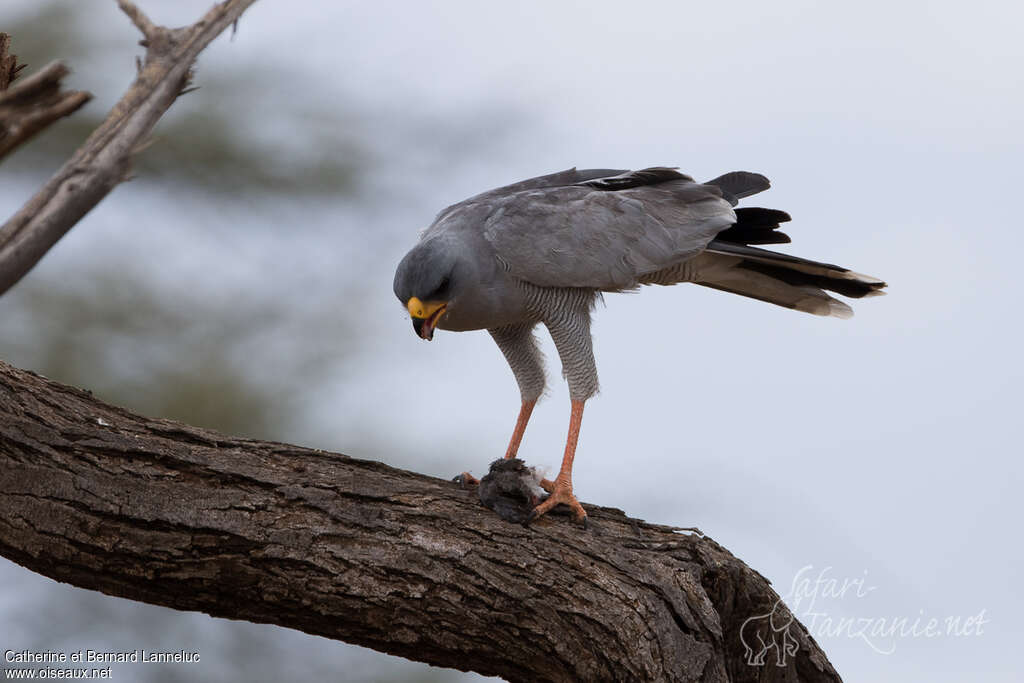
[696,171,885,318]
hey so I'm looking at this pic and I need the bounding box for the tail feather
[654,244,886,318]
[704,171,771,205]
[705,240,887,298]
[715,208,792,245]
[697,267,855,318]
[644,169,887,317]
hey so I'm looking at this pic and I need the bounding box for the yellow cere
[407,297,446,320]
[407,297,426,318]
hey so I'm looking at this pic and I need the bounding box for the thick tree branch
[0,3,842,680]
[0,0,258,297]
[0,359,840,682]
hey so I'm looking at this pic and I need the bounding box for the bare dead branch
[0,0,259,297]
[0,359,840,682]
[0,61,92,161]
[117,0,160,42]
[0,34,87,161]
[0,4,843,680]
[0,33,27,91]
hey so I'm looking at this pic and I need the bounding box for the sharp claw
[528,479,588,528]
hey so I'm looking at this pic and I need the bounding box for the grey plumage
[489,324,546,402]
[481,172,733,290]
[394,166,887,523]
[704,171,771,204]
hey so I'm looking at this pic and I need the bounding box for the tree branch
[0,0,258,297]
[0,33,89,163]
[0,33,27,91]
[117,0,161,42]
[0,61,92,161]
[0,359,840,682]
[0,3,841,680]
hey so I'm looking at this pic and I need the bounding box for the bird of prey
[393,167,885,526]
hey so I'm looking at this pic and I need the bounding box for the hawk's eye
[431,276,451,299]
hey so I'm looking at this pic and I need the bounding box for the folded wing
[480,168,737,289]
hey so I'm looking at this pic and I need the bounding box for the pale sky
[2,1,1021,681]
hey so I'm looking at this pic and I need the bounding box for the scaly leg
[503,399,536,459]
[529,399,587,525]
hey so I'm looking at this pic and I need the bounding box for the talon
[530,478,587,525]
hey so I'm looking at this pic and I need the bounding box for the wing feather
[482,177,734,289]
[431,167,626,226]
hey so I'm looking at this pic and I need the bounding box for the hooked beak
[407,297,448,341]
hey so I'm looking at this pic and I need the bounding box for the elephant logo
[740,598,800,667]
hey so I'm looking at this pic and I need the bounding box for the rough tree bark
[0,2,842,681]
[0,360,839,682]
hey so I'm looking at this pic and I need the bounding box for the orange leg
[456,399,537,488]
[503,399,537,460]
[530,399,587,525]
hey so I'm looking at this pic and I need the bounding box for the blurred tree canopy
[2,2,364,197]
[0,0,363,439]
[0,2,516,681]
[0,0,519,442]
[0,267,355,439]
